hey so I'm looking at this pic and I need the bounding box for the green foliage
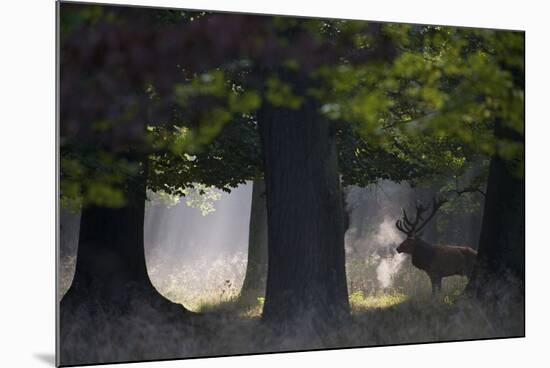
[391,28,524,164]
[229,91,262,113]
[180,185,224,216]
[146,185,224,216]
[145,189,181,208]
[60,150,140,209]
[265,76,303,109]
[60,5,524,208]
[59,4,107,39]
[314,24,523,185]
[172,70,261,152]
[147,113,263,196]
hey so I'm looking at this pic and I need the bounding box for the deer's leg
[435,277,442,293]
[430,275,437,296]
[430,275,442,296]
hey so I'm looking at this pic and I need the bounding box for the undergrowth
[59,252,523,366]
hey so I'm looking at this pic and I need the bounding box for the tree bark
[60,159,187,315]
[468,206,482,250]
[466,120,524,297]
[58,158,196,365]
[238,179,268,305]
[259,74,350,329]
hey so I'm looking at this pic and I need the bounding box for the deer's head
[395,196,447,254]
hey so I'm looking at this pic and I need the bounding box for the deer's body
[395,197,478,295]
[397,238,477,294]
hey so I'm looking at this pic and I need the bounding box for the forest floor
[58,255,524,366]
[194,278,523,350]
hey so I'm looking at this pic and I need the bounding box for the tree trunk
[468,207,482,250]
[466,120,524,297]
[238,179,268,305]
[259,74,350,329]
[60,159,187,315]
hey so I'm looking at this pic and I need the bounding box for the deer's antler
[395,201,429,236]
[415,196,448,234]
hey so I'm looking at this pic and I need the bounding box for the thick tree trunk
[238,179,268,305]
[259,74,350,329]
[466,120,524,297]
[468,207,482,250]
[59,158,191,364]
[60,159,187,315]
[59,158,191,365]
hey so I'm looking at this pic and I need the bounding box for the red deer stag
[395,197,477,295]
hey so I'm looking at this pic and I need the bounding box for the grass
[58,252,524,366]
[194,296,264,318]
[58,252,486,316]
[350,290,409,311]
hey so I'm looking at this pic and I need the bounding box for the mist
[144,183,252,308]
[344,181,414,289]
[60,178,484,303]
[372,217,407,288]
[58,178,522,364]
[60,180,414,300]
[58,183,253,306]
[144,183,251,263]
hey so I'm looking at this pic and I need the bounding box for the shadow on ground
[59,288,524,366]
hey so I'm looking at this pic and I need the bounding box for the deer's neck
[414,238,433,249]
[411,239,436,270]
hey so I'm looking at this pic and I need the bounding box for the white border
[1,1,548,367]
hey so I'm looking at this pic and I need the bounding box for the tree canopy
[59,3,524,209]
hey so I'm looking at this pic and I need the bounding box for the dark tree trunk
[238,179,268,305]
[468,207,482,250]
[60,159,187,315]
[59,209,81,259]
[259,74,350,329]
[59,158,191,365]
[466,120,524,297]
